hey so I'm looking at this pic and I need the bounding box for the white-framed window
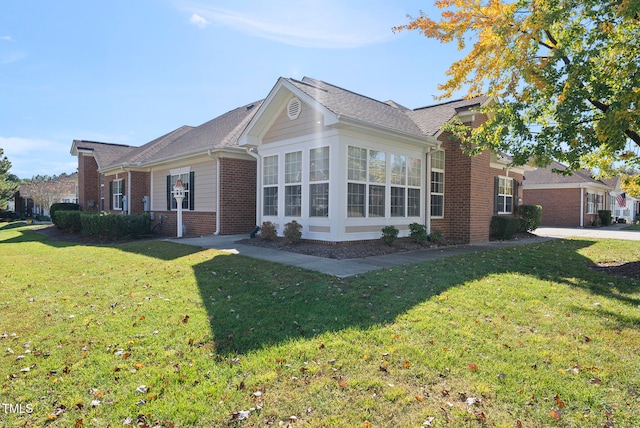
[285,151,302,217]
[263,155,278,216]
[170,173,190,210]
[309,146,329,217]
[596,193,604,212]
[497,177,514,214]
[347,146,421,218]
[586,192,595,214]
[112,178,124,210]
[430,150,445,217]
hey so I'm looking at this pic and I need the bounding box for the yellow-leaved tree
[395,0,640,172]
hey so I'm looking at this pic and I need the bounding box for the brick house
[71,101,262,236]
[72,76,527,242]
[523,161,620,227]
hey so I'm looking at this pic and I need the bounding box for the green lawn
[1,223,639,427]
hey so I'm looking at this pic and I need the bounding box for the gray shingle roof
[524,161,609,186]
[73,141,137,169]
[407,97,490,136]
[79,77,488,170]
[102,100,263,169]
[287,77,488,138]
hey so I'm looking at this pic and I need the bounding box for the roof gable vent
[287,97,302,120]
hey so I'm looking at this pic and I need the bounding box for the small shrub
[50,202,80,227]
[259,221,278,241]
[55,210,82,233]
[283,220,303,245]
[381,225,399,246]
[428,227,444,243]
[517,205,542,232]
[598,210,612,226]
[490,216,520,240]
[409,222,428,244]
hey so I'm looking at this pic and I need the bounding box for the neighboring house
[72,76,528,243]
[71,101,262,236]
[523,161,618,227]
[12,173,78,218]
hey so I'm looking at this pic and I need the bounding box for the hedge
[55,210,82,233]
[81,213,151,240]
[490,216,521,240]
[50,203,80,227]
[517,205,542,232]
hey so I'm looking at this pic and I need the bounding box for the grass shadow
[192,238,640,355]
[0,223,202,261]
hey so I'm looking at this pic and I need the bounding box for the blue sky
[1,0,465,179]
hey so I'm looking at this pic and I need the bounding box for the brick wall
[523,188,585,227]
[152,211,217,237]
[431,116,524,243]
[128,171,150,215]
[219,157,257,234]
[78,153,100,212]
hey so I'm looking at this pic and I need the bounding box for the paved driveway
[533,223,640,241]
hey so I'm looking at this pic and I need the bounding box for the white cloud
[180,1,398,48]
[189,13,210,28]
[0,137,76,178]
[1,36,15,42]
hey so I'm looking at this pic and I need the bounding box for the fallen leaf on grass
[468,363,478,371]
[549,409,562,420]
[554,394,565,408]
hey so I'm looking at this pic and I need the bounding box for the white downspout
[245,148,262,230]
[215,156,220,235]
[127,171,132,215]
[579,184,584,228]
[207,150,222,235]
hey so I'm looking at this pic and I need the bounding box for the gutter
[580,184,584,228]
[207,150,221,235]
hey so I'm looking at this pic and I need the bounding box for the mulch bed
[589,261,640,281]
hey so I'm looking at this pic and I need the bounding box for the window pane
[369,150,386,183]
[431,194,444,217]
[390,187,405,217]
[309,147,329,181]
[391,154,406,185]
[348,146,367,181]
[431,171,444,193]
[285,185,301,216]
[407,157,421,187]
[285,151,302,184]
[408,188,420,216]
[432,150,445,170]
[309,183,329,217]
[368,185,385,217]
[263,187,278,216]
[263,155,278,185]
[347,183,366,217]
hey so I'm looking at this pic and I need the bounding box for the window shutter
[166,175,171,211]
[109,181,113,210]
[189,171,195,211]
[513,180,519,213]
[121,179,125,210]
[494,176,499,214]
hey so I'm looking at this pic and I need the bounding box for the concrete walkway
[169,223,639,278]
